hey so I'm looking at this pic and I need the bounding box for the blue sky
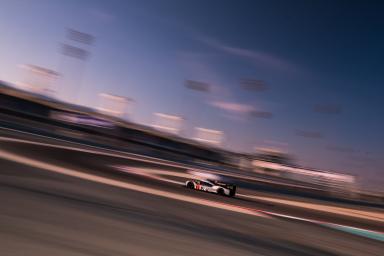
[0,0,383,189]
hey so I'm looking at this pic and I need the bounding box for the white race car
[185,179,236,197]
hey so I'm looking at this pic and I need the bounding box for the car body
[185,179,236,197]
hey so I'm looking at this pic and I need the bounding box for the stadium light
[97,93,132,118]
[17,64,59,95]
[152,112,183,135]
[194,127,223,146]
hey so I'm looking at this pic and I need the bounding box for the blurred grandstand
[0,80,228,165]
[0,80,382,204]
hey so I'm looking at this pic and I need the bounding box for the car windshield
[202,181,213,186]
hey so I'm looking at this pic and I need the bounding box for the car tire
[217,188,225,196]
[187,182,194,189]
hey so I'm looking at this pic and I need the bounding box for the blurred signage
[50,111,114,128]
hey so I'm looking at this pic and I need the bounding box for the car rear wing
[210,180,237,196]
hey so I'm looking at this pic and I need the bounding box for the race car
[185,179,236,197]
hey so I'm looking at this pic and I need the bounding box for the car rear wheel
[187,182,194,189]
[217,188,225,196]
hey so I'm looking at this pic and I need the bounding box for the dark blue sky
[1,0,383,189]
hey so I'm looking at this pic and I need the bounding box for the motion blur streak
[0,149,266,218]
[240,194,384,222]
[116,165,384,223]
[1,128,383,255]
[117,166,384,232]
[0,128,199,169]
[1,1,384,255]
[321,224,384,242]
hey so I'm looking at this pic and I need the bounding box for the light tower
[56,28,94,104]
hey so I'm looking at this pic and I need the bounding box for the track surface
[0,128,383,255]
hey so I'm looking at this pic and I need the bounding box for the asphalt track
[0,128,383,255]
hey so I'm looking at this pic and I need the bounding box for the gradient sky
[1,0,383,189]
